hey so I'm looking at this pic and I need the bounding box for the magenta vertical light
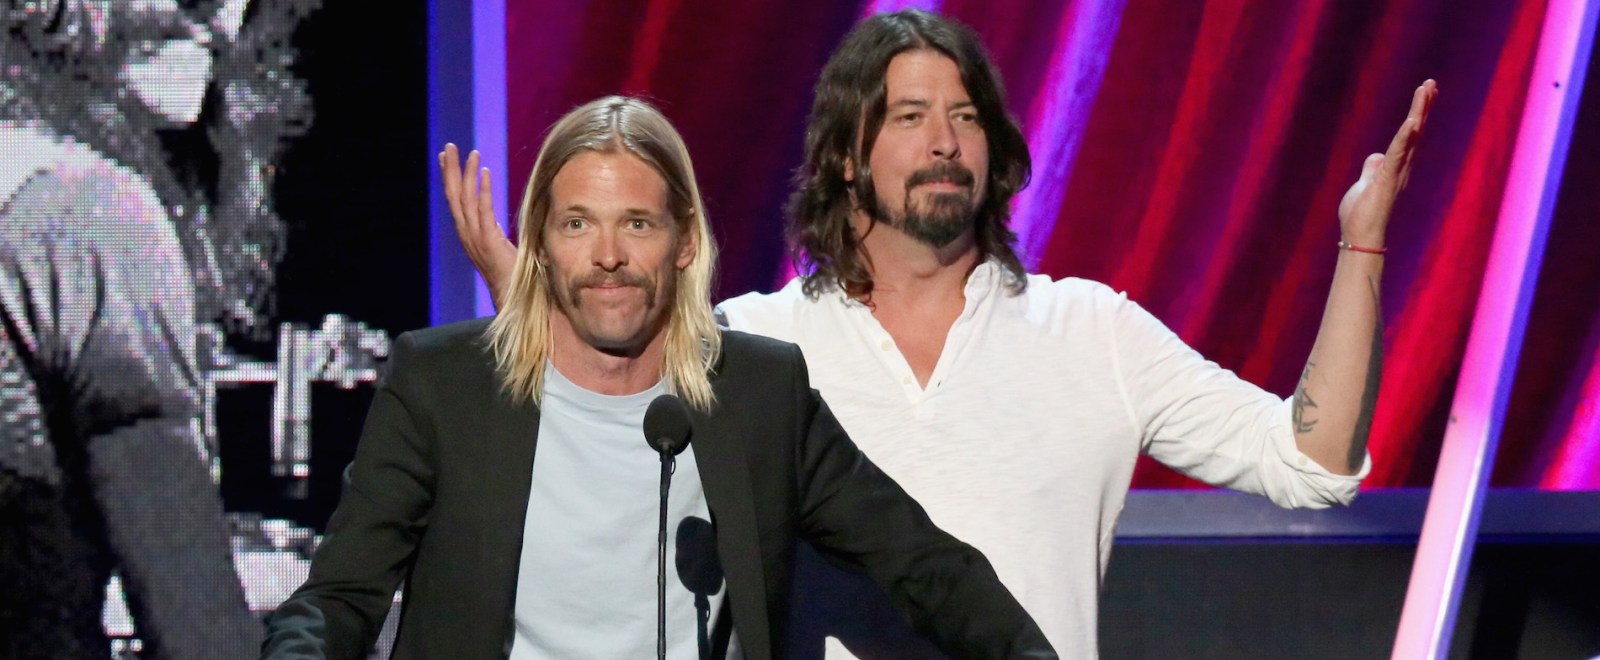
[1011,0,1126,267]
[1392,0,1600,657]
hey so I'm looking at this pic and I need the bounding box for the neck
[546,312,667,396]
[852,211,982,306]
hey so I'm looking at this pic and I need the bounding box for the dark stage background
[217,0,429,530]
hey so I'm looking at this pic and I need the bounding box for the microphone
[675,516,725,659]
[643,394,693,660]
[644,394,693,457]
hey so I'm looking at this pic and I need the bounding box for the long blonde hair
[487,96,722,411]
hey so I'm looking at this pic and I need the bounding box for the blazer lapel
[693,409,771,659]
[479,388,542,656]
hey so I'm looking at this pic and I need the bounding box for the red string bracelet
[1338,240,1387,255]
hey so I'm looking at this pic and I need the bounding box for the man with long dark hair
[456,10,1434,657]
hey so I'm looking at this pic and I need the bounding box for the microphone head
[675,516,723,595]
[643,394,693,456]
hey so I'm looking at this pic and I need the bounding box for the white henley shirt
[717,260,1370,658]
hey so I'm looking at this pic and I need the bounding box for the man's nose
[591,229,626,271]
[929,117,962,160]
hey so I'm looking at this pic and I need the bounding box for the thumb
[1361,153,1386,182]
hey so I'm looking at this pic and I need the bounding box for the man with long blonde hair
[262,96,1054,659]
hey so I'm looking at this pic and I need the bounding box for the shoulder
[708,331,813,423]
[393,317,494,359]
[1,124,160,212]
[1,126,169,251]
[375,319,504,414]
[1012,274,1132,329]
[716,329,804,369]
[1021,273,1123,303]
[388,318,496,377]
[715,278,814,339]
[398,317,494,352]
[711,329,809,393]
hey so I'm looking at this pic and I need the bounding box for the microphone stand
[657,450,676,660]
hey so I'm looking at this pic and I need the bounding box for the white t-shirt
[510,365,736,659]
[717,261,1369,658]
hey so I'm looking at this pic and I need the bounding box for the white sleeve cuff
[1262,398,1371,509]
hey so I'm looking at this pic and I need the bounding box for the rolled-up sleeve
[1110,289,1368,508]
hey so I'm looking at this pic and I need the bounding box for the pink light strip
[1392,0,1600,657]
[1011,0,1126,267]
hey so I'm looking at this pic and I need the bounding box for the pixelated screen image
[1,1,426,656]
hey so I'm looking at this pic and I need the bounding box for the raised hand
[1337,80,1438,247]
[439,143,518,308]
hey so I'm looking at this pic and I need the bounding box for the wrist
[1337,240,1387,255]
[1340,228,1385,249]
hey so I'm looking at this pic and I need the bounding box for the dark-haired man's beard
[885,162,979,249]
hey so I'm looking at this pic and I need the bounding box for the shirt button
[880,339,893,351]
[1296,455,1309,467]
[902,376,912,385]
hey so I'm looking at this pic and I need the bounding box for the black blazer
[261,318,1054,659]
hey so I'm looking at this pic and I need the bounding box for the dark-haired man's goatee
[890,161,979,248]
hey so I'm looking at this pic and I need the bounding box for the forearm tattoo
[1293,361,1319,435]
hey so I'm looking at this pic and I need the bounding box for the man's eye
[896,112,921,124]
[628,219,652,231]
[955,112,980,124]
[563,218,586,230]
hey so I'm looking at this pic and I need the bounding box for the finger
[441,143,459,196]
[458,150,483,235]
[443,144,468,224]
[1417,79,1438,130]
[1380,111,1422,188]
[440,151,456,207]
[1406,82,1429,127]
[1383,82,1431,163]
[1387,81,1437,188]
[465,150,482,205]
[1362,153,1385,181]
[1408,81,1446,188]
[477,167,500,238]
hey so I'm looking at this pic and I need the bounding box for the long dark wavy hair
[788,9,1031,300]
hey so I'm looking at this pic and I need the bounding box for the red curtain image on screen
[505,0,1600,491]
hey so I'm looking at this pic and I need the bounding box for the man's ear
[533,241,550,270]
[675,216,697,269]
[844,156,856,183]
